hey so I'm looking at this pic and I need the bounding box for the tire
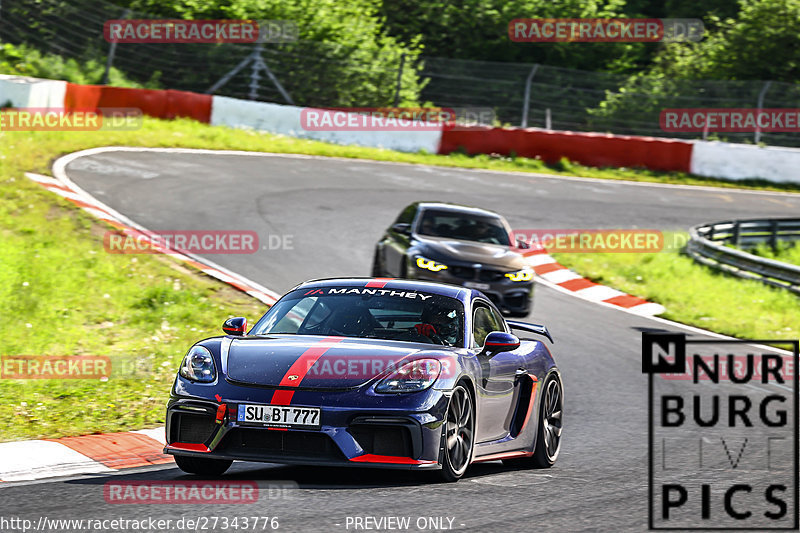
[174,455,233,476]
[437,384,475,482]
[371,249,383,277]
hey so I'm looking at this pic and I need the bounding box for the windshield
[250,288,465,347]
[416,209,510,246]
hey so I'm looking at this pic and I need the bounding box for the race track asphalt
[4,150,799,532]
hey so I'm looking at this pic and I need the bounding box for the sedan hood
[417,236,526,270]
[226,335,451,389]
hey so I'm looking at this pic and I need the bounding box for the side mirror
[391,222,411,235]
[481,331,520,356]
[515,236,530,249]
[223,317,247,336]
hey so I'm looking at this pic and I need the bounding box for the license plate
[236,404,321,429]
[464,281,490,290]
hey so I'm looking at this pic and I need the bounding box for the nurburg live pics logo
[642,332,799,530]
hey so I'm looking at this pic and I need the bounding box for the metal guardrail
[686,218,800,294]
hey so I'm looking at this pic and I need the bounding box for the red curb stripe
[603,293,650,308]
[533,262,566,275]
[558,278,597,291]
[50,433,173,469]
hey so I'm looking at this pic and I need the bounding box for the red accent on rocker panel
[270,336,344,406]
[349,454,436,465]
[365,278,393,288]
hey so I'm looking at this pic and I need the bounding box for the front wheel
[437,384,474,482]
[174,455,233,476]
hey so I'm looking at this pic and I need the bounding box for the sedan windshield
[416,210,510,246]
[250,289,465,347]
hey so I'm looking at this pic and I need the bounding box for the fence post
[732,221,740,247]
[770,219,778,252]
[393,53,406,107]
[755,81,772,145]
[520,64,539,128]
[103,8,131,85]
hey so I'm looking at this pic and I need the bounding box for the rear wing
[507,320,554,344]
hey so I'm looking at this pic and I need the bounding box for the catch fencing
[3,0,800,146]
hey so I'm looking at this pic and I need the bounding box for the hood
[416,236,526,270]
[226,335,451,389]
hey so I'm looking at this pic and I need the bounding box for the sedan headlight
[375,359,441,393]
[416,256,448,272]
[179,345,216,383]
[505,268,534,282]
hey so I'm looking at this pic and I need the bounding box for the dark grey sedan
[372,202,534,316]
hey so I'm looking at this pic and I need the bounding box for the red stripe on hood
[271,336,343,405]
[365,278,393,288]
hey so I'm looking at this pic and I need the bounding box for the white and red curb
[0,428,167,482]
[523,248,665,316]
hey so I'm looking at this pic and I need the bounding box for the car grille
[478,269,505,282]
[504,292,529,310]
[218,428,345,461]
[170,412,218,444]
[449,266,506,282]
[449,266,475,280]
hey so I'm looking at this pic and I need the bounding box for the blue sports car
[164,278,563,481]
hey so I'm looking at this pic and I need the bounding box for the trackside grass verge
[1,118,797,441]
[552,242,800,341]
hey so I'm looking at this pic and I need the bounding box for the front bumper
[164,387,449,470]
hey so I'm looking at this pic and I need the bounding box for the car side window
[472,305,503,346]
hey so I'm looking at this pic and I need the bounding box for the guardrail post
[732,221,740,247]
[770,220,778,252]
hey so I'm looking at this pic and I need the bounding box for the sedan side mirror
[223,317,247,336]
[391,222,411,235]
[481,331,520,356]
[515,237,531,249]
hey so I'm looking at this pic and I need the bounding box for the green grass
[2,117,798,442]
[748,242,800,266]
[552,244,800,341]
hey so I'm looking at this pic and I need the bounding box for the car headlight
[375,359,441,393]
[416,256,448,272]
[505,268,534,282]
[179,345,216,383]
